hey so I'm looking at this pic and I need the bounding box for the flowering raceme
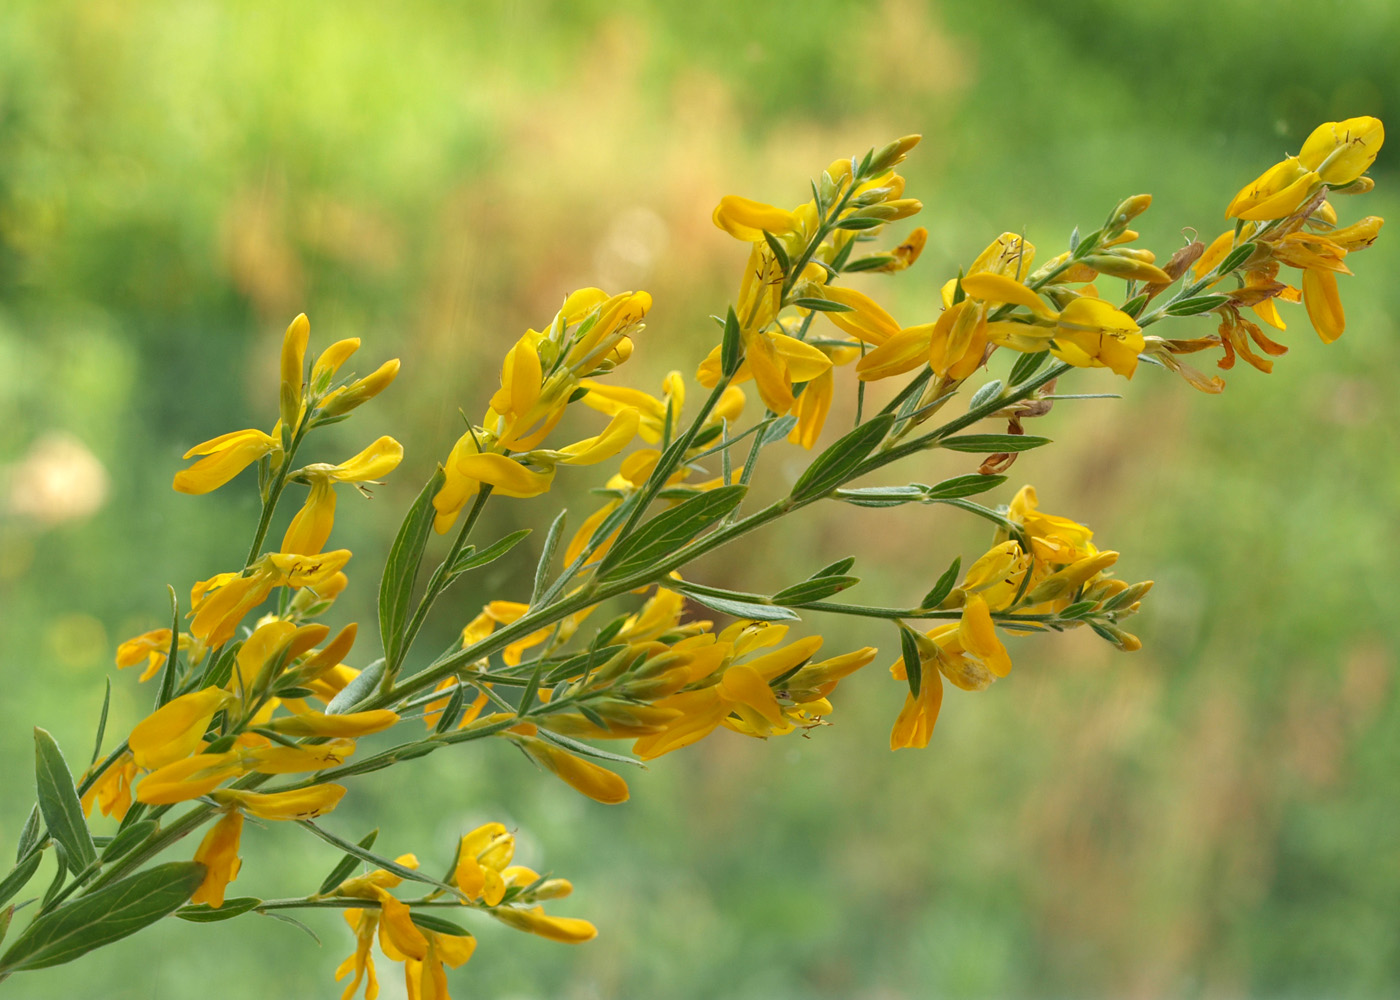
[6,120,1383,998]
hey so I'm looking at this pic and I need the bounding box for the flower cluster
[9,118,1378,998]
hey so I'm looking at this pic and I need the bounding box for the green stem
[245,421,310,569]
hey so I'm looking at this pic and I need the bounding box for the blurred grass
[1,0,1398,996]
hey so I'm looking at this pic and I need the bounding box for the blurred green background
[2,0,1398,997]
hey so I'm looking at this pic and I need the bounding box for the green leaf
[33,729,96,873]
[834,485,926,508]
[789,297,853,313]
[297,823,460,897]
[900,625,923,698]
[771,576,861,606]
[834,215,883,231]
[1216,242,1256,275]
[1006,350,1049,386]
[967,380,1004,410]
[0,862,204,972]
[409,912,473,937]
[530,510,568,605]
[259,910,321,944]
[432,686,466,734]
[1057,600,1098,620]
[1120,292,1149,318]
[789,413,894,502]
[937,434,1050,454]
[155,586,180,709]
[809,556,856,580]
[923,473,1007,500]
[680,589,798,622]
[720,307,743,377]
[596,485,747,583]
[90,680,111,768]
[16,807,42,863]
[326,658,386,715]
[40,854,66,910]
[841,254,895,273]
[0,906,12,949]
[517,660,548,717]
[761,230,790,273]
[175,897,263,922]
[0,854,42,909]
[1165,294,1231,316]
[316,828,379,896]
[920,557,961,609]
[197,641,241,691]
[546,645,628,685]
[379,468,447,669]
[99,821,157,863]
[534,729,646,768]
[452,528,531,575]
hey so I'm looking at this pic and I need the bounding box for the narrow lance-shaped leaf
[597,485,748,583]
[155,585,180,709]
[326,658,386,715]
[920,557,961,610]
[771,576,861,606]
[100,820,157,863]
[451,528,531,576]
[937,434,1050,454]
[834,485,926,508]
[316,828,380,896]
[90,680,111,768]
[678,586,799,622]
[720,307,743,377]
[175,897,263,923]
[530,510,568,606]
[534,729,647,768]
[379,468,447,670]
[809,556,856,580]
[516,660,548,718]
[923,474,1007,500]
[410,912,473,937]
[1007,349,1049,386]
[297,822,460,897]
[0,862,205,973]
[900,625,923,698]
[789,412,895,503]
[16,806,42,862]
[0,854,42,910]
[33,729,96,873]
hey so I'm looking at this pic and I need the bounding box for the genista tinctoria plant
[0,117,1383,998]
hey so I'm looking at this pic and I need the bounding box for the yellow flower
[191,809,244,908]
[452,822,514,905]
[1302,267,1345,343]
[712,195,801,242]
[129,686,233,770]
[511,733,630,804]
[188,550,352,644]
[1050,297,1145,377]
[172,428,279,495]
[322,358,402,417]
[282,436,405,555]
[115,628,190,683]
[237,738,356,774]
[492,905,597,944]
[1298,116,1384,185]
[280,313,310,430]
[136,751,243,805]
[212,783,347,820]
[336,908,382,1000]
[81,751,137,820]
[264,708,399,738]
